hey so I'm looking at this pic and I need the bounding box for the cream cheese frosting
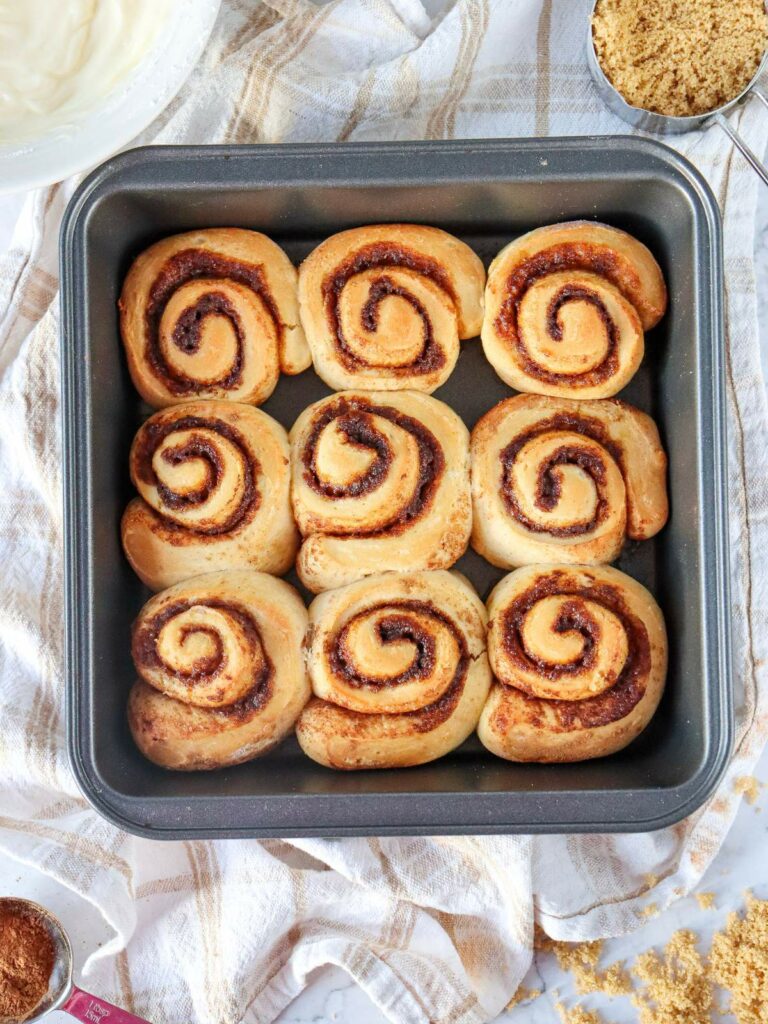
[0,0,175,143]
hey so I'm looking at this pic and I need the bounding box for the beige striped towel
[1,1,767,1021]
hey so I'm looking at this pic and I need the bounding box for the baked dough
[290,390,472,592]
[296,570,492,769]
[298,224,485,392]
[478,564,667,762]
[122,401,298,590]
[470,393,668,568]
[128,570,310,770]
[481,221,667,398]
[119,228,309,407]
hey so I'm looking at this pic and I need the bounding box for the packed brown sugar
[592,0,768,117]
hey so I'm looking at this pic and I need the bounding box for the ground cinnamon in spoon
[0,907,55,1022]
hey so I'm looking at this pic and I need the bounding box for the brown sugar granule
[537,934,631,996]
[733,775,762,805]
[632,929,712,1024]
[0,906,56,1022]
[639,903,659,920]
[695,891,716,910]
[592,0,768,117]
[505,985,541,1009]
[709,894,768,1024]
[556,1004,605,1024]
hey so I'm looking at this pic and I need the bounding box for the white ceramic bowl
[0,0,221,195]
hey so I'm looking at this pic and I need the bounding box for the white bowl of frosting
[0,0,221,194]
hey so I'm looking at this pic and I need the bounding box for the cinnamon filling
[302,396,444,536]
[501,571,651,728]
[500,413,623,537]
[132,599,273,718]
[326,599,469,733]
[322,243,455,374]
[144,248,283,394]
[495,243,629,385]
[132,415,260,535]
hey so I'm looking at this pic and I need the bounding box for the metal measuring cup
[587,0,768,185]
[0,898,151,1024]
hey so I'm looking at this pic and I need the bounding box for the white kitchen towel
[1,1,767,1022]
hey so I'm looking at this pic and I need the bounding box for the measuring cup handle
[61,985,152,1024]
[714,110,768,187]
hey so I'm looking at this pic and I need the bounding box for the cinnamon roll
[128,571,310,770]
[298,224,485,392]
[290,391,472,592]
[119,229,310,407]
[481,222,667,398]
[122,401,298,590]
[479,564,667,762]
[296,571,491,769]
[470,394,668,568]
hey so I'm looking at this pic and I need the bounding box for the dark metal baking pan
[60,137,730,838]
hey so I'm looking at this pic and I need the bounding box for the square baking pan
[60,137,731,838]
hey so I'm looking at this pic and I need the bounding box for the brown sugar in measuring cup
[588,0,768,186]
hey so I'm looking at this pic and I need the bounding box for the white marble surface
[0,178,767,1024]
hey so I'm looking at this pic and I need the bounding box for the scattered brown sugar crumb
[537,934,631,996]
[639,903,659,920]
[643,873,659,888]
[592,0,768,117]
[733,775,762,804]
[695,891,716,910]
[506,985,541,1009]
[709,894,768,1024]
[537,898,768,1024]
[632,929,712,1024]
[556,1004,604,1024]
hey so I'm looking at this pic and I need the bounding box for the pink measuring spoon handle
[62,985,152,1024]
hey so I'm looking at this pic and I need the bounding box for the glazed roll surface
[470,394,668,568]
[122,401,298,590]
[296,570,492,769]
[119,228,310,407]
[298,224,485,392]
[128,571,310,770]
[290,390,472,592]
[479,564,667,762]
[481,221,667,398]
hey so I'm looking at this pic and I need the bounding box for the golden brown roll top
[119,228,310,407]
[470,394,668,568]
[478,565,667,762]
[298,224,485,392]
[128,571,310,770]
[122,401,298,590]
[481,221,667,398]
[296,571,492,769]
[290,390,472,592]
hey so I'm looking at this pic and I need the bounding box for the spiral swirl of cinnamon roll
[478,565,667,762]
[296,571,491,769]
[290,391,472,592]
[298,225,485,392]
[481,222,667,398]
[119,229,310,407]
[122,401,298,591]
[470,394,668,568]
[128,571,310,770]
